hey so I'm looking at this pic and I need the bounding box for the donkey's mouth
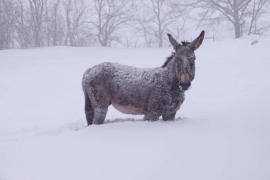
[181,86,190,91]
[180,82,191,91]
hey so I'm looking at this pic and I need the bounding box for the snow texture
[0,36,270,180]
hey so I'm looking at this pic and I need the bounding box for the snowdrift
[0,37,270,180]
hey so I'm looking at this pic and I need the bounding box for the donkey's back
[82,62,155,96]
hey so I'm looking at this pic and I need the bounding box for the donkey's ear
[190,30,205,50]
[167,34,180,51]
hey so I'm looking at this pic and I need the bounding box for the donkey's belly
[112,103,144,115]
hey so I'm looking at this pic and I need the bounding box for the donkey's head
[167,31,205,90]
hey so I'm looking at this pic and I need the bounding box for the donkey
[82,31,205,125]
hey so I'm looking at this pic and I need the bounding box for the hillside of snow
[0,37,270,180]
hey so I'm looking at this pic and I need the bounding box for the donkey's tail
[84,91,94,126]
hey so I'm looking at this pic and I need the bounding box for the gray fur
[82,31,205,125]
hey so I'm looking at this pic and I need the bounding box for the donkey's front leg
[144,111,160,121]
[162,112,176,121]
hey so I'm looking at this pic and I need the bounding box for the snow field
[0,37,270,180]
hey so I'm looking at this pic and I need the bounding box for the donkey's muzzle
[180,82,191,90]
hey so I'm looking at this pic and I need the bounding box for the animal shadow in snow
[104,117,187,124]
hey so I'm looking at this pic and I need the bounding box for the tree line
[0,0,269,50]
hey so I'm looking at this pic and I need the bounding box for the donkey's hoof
[93,121,104,125]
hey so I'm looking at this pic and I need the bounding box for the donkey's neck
[162,56,179,85]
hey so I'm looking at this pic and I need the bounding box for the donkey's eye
[189,58,195,64]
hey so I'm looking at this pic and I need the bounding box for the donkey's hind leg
[93,106,108,125]
[84,93,94,126]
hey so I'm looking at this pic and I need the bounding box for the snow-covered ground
[0,37,270,180]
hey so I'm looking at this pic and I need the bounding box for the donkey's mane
[162,52,175,68]
[181,41,190,46]
[162,41,190,68]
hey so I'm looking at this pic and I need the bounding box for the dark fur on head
[162,41,191,68]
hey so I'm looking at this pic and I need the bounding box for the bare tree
[14,0,32,48]
[13,0,48,48]
[28,0,48,47]
[247,0,270,35]
[1,0,94,49]
[0,0,16,49]
[45,0,66,46]
[91,0,134,47]
[188,0,254,38]
[63,0,93,46]
[138,0,188,47]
